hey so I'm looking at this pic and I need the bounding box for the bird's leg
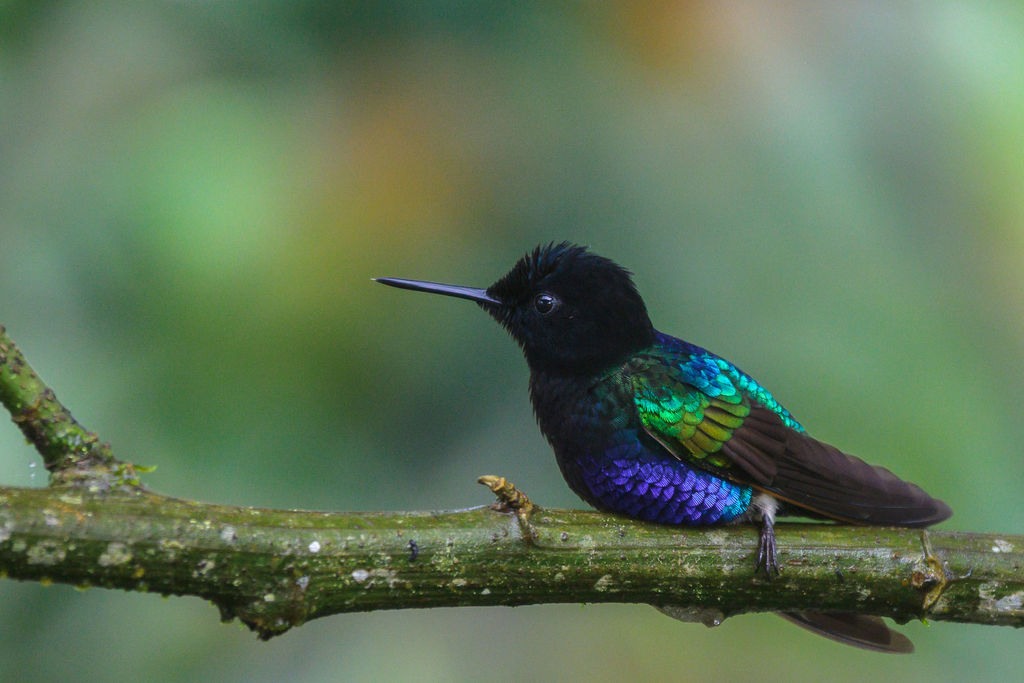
[752,493,780,578]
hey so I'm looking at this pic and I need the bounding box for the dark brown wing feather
[721,407,952,526]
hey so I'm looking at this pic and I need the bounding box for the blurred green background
[1,2,1022,680]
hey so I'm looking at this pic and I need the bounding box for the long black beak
[374,277,501,305]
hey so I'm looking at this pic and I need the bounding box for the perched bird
[376,242,951,652]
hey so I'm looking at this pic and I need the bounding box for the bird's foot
[755,513,779,578]
[478,474,538,544]
[478,475,533,514]
[751,493,780,578]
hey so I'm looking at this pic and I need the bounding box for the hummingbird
[376,242,951,652]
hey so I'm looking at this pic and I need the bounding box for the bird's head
[377,242,655,375]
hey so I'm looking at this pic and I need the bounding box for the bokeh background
[2,2,1022,680]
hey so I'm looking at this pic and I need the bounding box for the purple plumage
[580,438,752,525]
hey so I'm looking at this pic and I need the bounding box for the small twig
[914,530,949,611]
[0,324,139,489]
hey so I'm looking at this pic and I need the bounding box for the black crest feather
[486,242,590,303]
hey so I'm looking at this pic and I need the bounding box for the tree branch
[1,324,1022,640]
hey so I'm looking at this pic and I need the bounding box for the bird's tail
[655,605,914,653]
[777,611,914,653]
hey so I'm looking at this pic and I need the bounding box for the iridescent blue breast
[578,430,752,525]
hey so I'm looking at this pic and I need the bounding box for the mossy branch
[1,324,1022,640]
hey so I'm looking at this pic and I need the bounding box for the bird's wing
[630,356,775,483]
[629,349,951,526]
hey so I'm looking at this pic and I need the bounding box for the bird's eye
[533,293,557,315]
